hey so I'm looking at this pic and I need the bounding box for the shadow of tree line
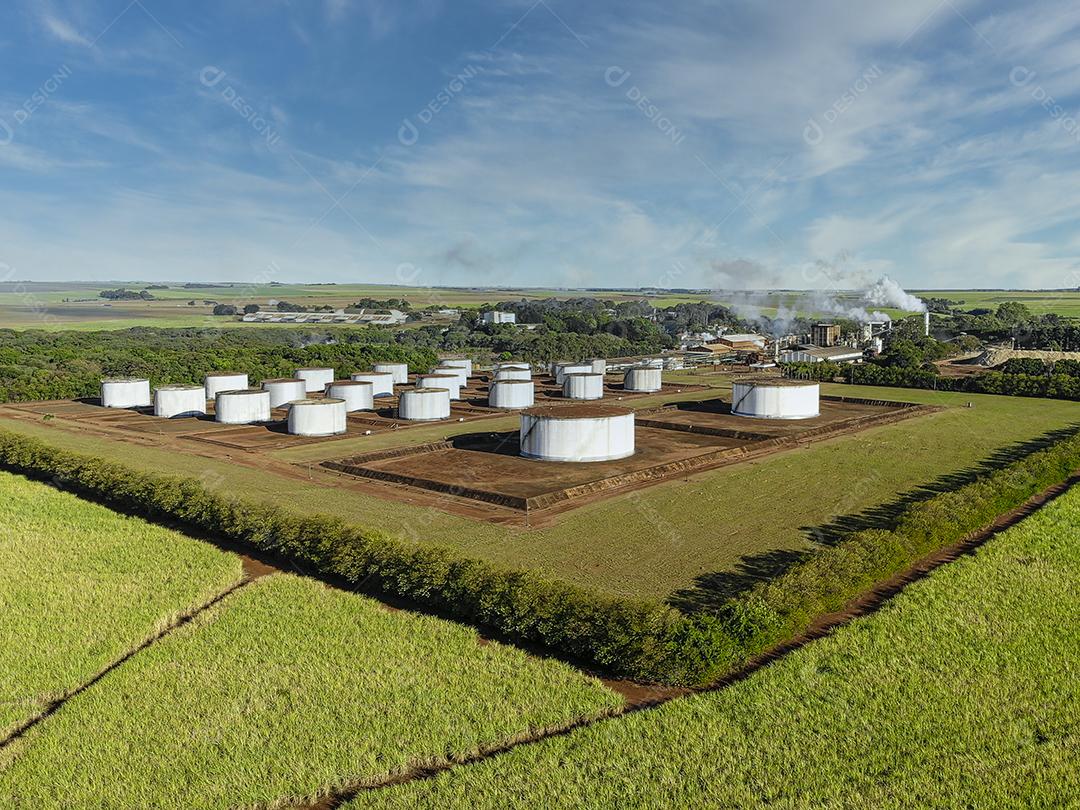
[667,424,1080,615]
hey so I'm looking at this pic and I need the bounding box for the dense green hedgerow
[1,427,1077,685]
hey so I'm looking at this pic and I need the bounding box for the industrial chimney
[924,311,930,337]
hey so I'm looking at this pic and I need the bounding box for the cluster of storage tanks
[97,357,482,436]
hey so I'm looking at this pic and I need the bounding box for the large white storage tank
[397,387,451,421]
[287,398,347,436]
[494,364,531,382]
[325,380,374,412]
[416,372,462,400]
[433,364,469,388]
[489,380,535,409]
[262,378,308,408]
[295,367,335,394]
[350,371,395,397]
[732,378,820,419]
[373,362,409,384]
[204,372,248,400]
[519,404,635,463]
[563,373,604,400]
[624,366,662,392]
[555,363,593,385]
[588,358,607,375]
[440,358,473,377]
[100,378,151,409]
[154,385,207,419]
[215,389,271,424]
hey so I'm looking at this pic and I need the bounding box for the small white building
[780,346,865,364]
[481,310,516,325]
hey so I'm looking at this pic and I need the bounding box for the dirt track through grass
[0,470,243,740]
[348,478,1080,808]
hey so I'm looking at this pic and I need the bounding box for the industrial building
[810,323,841,347]
[481,310,516,325]
[780,346,865,364]
[519,404,635,462]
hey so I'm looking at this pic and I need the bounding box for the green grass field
[914,289,1080,317]
[0,470,243,739]
[354,482,1080,809]
[0,573,621,809]
[3,381,1078,606]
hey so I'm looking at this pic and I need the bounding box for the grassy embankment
[2,383,1077,606]
[0,470,242,738]
[0,574,621,809]
[355,482,1080,808]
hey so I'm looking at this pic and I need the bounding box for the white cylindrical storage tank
[294,367,335,394]
[215,389,271,424]
[731,378,820,420]
[397,387,451,421]
[519,404,635,463]
[434,364,469,388]
[262,378,308,409]
[373,362,409,385]
[495,365,531,382]
[489,380,535,409]
[624,367,662,392]
[204,372,248,400]
[350,371,395,397]
[100,378,151,409]
[555,363,593,385]
[287,398,347,436]
[154,385,207,419]
[440,358,472,377]
[416,373,462,400]
[325,380,374,412]
[588,358,607,375]
[563,373,604,400]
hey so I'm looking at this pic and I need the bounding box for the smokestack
[924,311,930,337]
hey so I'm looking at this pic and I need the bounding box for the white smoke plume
[864,275,927,312]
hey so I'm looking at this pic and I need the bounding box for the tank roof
[102,377,148,384]
[216,388,266,397]
[736,376,819,388]
[155,384,204,391]
[289,398,345,406]
[205,371,246,377]
[327,379,373,386]
[263,377,304,384]
[295,367,333,371]
[522,403,632,419]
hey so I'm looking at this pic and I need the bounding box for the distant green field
[355,482,1080,809]
[0,470,242,738]
[0,574,620,809]
[914,289,1080,317]
[2,380,1077,606]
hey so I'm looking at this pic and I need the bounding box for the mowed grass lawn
[0,574,621,809]
[3,384,1078,606]
[0,471,242,739]
[355,483,1080,809]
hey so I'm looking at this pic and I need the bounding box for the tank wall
[416,375,462,400]
[555,364,593,384]
[295,368,335,393]
[495,367,531,382]
[520,412,635,462]
[350,373,395,397]
[154,387,207,418]
[732,382,820,419]
[215,391,271,424]
[326,382,374,412]
[441,359,472,376]
[204,373,248,400]
[624,367,662,392]
[373,363,409,384]
[263,379,307,408]
[563,374,604,400]
[288,401,347,436]
[434,365,469,387]
[100,379,151,408]
[589,359,607,375]
[489,381,535,409]
[398,389,451,420]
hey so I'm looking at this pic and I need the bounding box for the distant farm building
[482,310,517,325]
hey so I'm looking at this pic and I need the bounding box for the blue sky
[2,0,1080,290]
